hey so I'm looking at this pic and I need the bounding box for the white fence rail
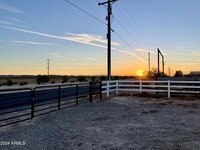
[102,80,200,98]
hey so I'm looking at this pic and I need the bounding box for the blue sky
[0,0,199,75]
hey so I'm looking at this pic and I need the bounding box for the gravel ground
[0,96,200,150]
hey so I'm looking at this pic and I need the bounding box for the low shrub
[36,75,49,84]
[62,76,68,83]
[77,76,86,82]
[7,79,13,86]
[20,82,28,86]
[91,76,96,81]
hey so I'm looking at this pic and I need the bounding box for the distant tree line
[0,74,137,87]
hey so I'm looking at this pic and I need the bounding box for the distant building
[190,71,200,75]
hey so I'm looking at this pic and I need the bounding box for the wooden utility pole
[98,0,117,81]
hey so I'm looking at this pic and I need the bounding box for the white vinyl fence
[102,80,200,98]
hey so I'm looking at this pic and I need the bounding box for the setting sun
[137,70,144,77]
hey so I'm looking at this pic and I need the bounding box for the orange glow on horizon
[136,70,144,77]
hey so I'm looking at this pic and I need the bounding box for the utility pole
[162,58,165,76]
[47,59,49,76]
[158,49,159,77]
[98,0,117,81]
[148,52,150,77]
[168,67,171,77]
[157,48,165,77]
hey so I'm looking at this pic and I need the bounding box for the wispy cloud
[192,51,200,55]
[50,53,60,56]
[185,54,200,57]
[114,49,146,63]
[0,25,108,49]
[134,48,156,54]
[176,51,200,57]
[85,57,96,61]
[50,53,63,59]
[64,36,108,49]
[4,17,21,23]
[0,20,24,27]
[179,62,200,66]
[71,58,77,61]
[0,21,12,25]
[182,53,200,57]
[10,40,59,46]
[0,25,146,63]
[167,53,200,57]
[65,33,120,46]
[0,3,22,13]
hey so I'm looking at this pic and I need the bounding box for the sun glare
[137,70,144,77]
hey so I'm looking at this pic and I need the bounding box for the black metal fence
[0,81,102,128]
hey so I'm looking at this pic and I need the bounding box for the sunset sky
[0,0,199,76]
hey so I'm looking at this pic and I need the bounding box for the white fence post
[140,80,142,94]
[168,80,170,98]
[116,80,118,94]
[107,81,109,97]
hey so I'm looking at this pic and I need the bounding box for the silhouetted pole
[99,0,117,81]
[157,48,160,77]
[148,52,150,76]
[47,59,49,76]
[157,48,165,77]
[162,57,165,76]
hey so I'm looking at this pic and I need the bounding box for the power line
[64,0,107,26]
[115,1,159,68]
[119,0,156,51]
[51,0,160,75]
[113,13,158,68]
[113,18,149,60]
[64,0,148,64]
[114,18,143,48]
[113,31,147,62]
[114,5,150,50]
[51,63,134,68]
[51,55,140,63]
